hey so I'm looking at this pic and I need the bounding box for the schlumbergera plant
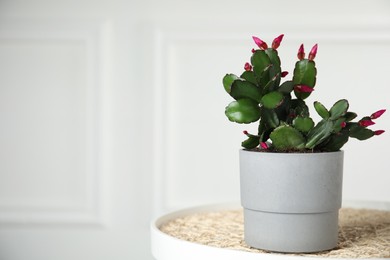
[223,34,386,152]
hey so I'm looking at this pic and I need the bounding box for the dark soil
[244,148,335,153]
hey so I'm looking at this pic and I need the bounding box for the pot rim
[241,149,343,154]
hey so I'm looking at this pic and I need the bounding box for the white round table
[151,201,390,260]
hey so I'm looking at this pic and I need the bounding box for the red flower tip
[341,122,347,128]
[374,130,385,136]
[272,34,284,50]
[359,119,375,127]
[244,62,252,71]
[297,44,305,60]
[308,44,318,61]
[260,142,268,149]
[251,48,256,53]
[370,109,386,119]
[252,36,268,50]
[243,130,249,135]
[294,85,314,93]
[281,71,289,77]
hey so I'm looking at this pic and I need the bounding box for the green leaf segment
[223,35,385,152]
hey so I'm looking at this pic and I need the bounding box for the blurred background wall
[0,0,389,259]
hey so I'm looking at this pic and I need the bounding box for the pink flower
[281,71,289,77]
[359,119,375,127]
[294,85,314,93]
[252,36,268,50]
[260,142,268,149]
[308,44,318,61]
[370,109,386,119]
[272,34,284,50]
[297,44,305,60]
[243,130,249,135]
[374,130,385,135]
[244,62,252,71]
[340,122,347,128]
[251,48,256,53]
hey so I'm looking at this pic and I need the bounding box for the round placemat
[160,208,390,258]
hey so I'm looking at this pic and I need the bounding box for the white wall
[0,0,389,259]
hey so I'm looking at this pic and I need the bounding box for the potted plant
[223,34,386,253]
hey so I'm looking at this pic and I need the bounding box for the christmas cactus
[223,34,385,152]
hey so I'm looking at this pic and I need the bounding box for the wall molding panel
[0,19,111,225]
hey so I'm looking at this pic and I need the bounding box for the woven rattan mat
[160,208,390,258]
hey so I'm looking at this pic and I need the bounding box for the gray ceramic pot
[240,149,344,253]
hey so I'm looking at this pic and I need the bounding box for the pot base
[244,208,339,253]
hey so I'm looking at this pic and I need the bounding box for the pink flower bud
[251,48,256,53]
[252,36,268,50]
[243,130,249,135]
[260,142,268,149]
[272,34,284,50]
[281,71,289,77]
[341,122,347,128]
[297,44,305,60]
[374,130,385,135]
[244,62,252,71]
[370,109,386,119]
[308,44,318,61]
[294,85,314,93]
[359,119,375,127]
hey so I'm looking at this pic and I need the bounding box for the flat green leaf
[230,80,262,103]
[321,130,349,152]
[270,125,306,150]
[225,99,261,124]
[344,111,357,122]
[262,108,279,128]
[251,50,271,73]
[278,81,294,94]
[261,91,284,109]
[251,50,272,86]
[240,71,257,85]
[349,124,374,140]
[293,116,314,133]
[265,49,282,86]
[292,60,317,86]
[265,49,281,69]
[292,60,317,99]
[305,120,334,149]
[333,117,346,133]
[329,99,349,120]
[262,74,280,94]
[242,136,260,149]
[223,74,239,93]
[314,101,330,119]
